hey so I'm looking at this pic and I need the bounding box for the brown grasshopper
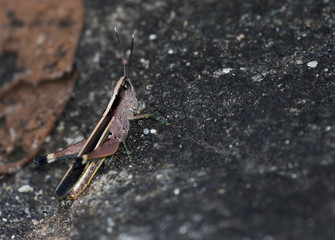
[35,29,163,199]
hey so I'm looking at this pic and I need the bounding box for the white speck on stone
[252,74,264,82]
[325,126,331,131]
[192,214,203,222]
[156,173,164,180]
[236,33,245,41]
[2,218,7,222]
[186,62,191,66]
[222,68,232,74]
[150,129,157,134]
[135,195,142,201]
[18,185,33,193]
[291,173,297,179]
[285,140,290,145]
[11,235,15,239]
[149,34,157,40]
[296,60,303,65]
[169,63,175,68]
[140,58,150,69]
[173,188,180,195]
[168,49,174,54]
[179,225,188,234]
[93,53,100,63]
[107,217,115,227]
[307,60,318,68]
[24,208,30,215]
[143,128,149,134]
[214,68,233,77]
[56,121,65,131]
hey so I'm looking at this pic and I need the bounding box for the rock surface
[1,0,335,239]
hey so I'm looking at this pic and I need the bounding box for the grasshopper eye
[123,81,131,90]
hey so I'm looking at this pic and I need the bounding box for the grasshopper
[35,29,161,199]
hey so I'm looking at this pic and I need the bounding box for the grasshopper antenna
[127,34,135,78]
[114,27,127,77]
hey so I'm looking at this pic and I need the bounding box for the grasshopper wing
[55,138,120,198]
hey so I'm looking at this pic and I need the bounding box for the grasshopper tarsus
[151,115,169,125]
[122,141,132,162]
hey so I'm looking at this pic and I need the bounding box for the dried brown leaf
[0,0,85,174]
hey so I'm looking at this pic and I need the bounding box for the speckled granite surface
[1,1,335,239]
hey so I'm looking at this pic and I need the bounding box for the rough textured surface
[1,0,335,239]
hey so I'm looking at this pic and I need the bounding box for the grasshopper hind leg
[34,139,87,166]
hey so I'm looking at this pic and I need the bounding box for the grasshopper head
[122,77,137,111]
